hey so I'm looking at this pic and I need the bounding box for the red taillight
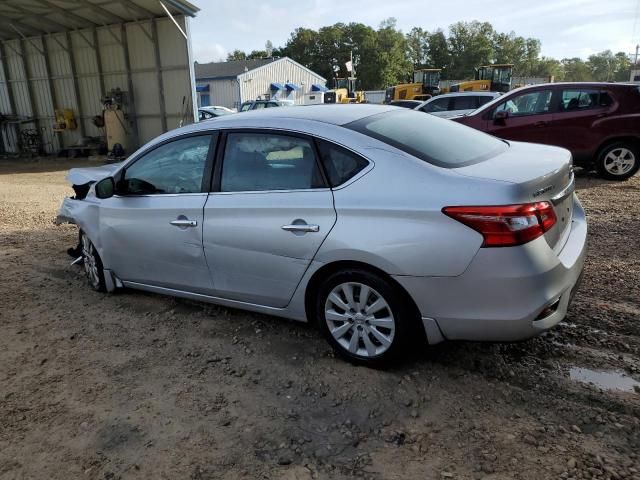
[442,202,557,247]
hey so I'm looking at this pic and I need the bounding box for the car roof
[141,104,399,152]
[200,104,397,126]
[435,92,500,98]
[510,81,636,92]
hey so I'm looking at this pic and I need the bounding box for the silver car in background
[57,105,587,366]
[415,92,501,118]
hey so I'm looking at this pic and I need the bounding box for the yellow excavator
[384,69,441,103]
[443,64,514,93]
[324,77,365,103]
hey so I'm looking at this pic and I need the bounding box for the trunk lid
[452,141,574,251]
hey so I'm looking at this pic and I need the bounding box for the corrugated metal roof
[0,0,199,40]
[195,58,276,80]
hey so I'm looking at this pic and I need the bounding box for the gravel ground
[0,158,639,480]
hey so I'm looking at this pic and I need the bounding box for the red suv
[453,82,640,180]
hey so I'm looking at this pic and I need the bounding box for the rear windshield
[345,110,508,168]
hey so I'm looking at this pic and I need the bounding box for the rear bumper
[394,195,587,343]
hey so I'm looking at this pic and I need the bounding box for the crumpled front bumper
[54,197,78,225]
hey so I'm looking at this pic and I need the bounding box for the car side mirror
[494,110,509,124]
[95,177,115,199]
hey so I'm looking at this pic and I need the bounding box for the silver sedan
[57,105,587,366]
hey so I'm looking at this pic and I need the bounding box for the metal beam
[103,26,123,47]
[30,0,98,28]
[67,0,126,24]
[48,34,69,54]
[75,30,95,50]
[65,31,86,137]
[116,0,156,20]
[0,3,69,33]
[136,23,153,43]
[159,1,187,40]
[92,28,105,96]
[121,24,139,145]
[41,36,62,152]
[18,38,42,143]
[0,43,17,115]
[0,18,44,38]
[2,41,23,58]
[9,24,45,56]
[150,19,167,132]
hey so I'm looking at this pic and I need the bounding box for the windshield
[494,67,512,85]
[346,110,507,168]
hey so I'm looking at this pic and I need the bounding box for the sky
[188,0,640,64]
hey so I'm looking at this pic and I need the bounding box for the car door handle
[281,224,320,233]
[170,219,198,228]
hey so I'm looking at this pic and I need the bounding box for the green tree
[530,56,564,80]
[247,50,268,59]
[562,58,591,81]
[588,50,630,81]
[447,21,495,79]
[226,49,247,61]
[406,27,429,68]
[427,29,451,74]
[375,18,411,88]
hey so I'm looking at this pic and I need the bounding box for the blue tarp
[196,84,209,92]
[270,82,284,90]
[311,84,328,92]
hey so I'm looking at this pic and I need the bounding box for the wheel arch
[595,136,640,158]
[303,260,423,335]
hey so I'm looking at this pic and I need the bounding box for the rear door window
[561,89,612,110]
[478,95,495,106]
[220,132,325,192]
[451,96,477,110]
[422,97,450,112]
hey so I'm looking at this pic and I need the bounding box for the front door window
[494,90,553,117]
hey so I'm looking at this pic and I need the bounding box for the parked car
[415,92,501,118]
[389,100,424,109]
[57,105,586,366]
[453,82,640,180]
[198,106,234,121]
[239,100,283,112]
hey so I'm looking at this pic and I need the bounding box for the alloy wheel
[324,282,396,358]
[603,147,636,176]
[81,234,101,289]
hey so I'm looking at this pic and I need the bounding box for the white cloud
[193,42,227,63]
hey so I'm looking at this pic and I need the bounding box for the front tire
[596,142,640,180]
[80,231,106,292]
[315,269,418,367]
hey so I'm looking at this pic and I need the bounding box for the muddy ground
[0,158,639,480]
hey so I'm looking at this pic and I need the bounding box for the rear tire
[596,142,640,180]
[314,269,419,367]
[80,231,106,292]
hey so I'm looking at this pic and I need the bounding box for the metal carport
[0,0,199,157]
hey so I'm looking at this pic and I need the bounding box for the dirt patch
[1,159,639,479]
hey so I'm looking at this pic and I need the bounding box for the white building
[195,57,326,109]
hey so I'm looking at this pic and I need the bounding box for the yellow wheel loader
[442,64,513,94]
[384,69,441,103]
[323,77,365,104]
